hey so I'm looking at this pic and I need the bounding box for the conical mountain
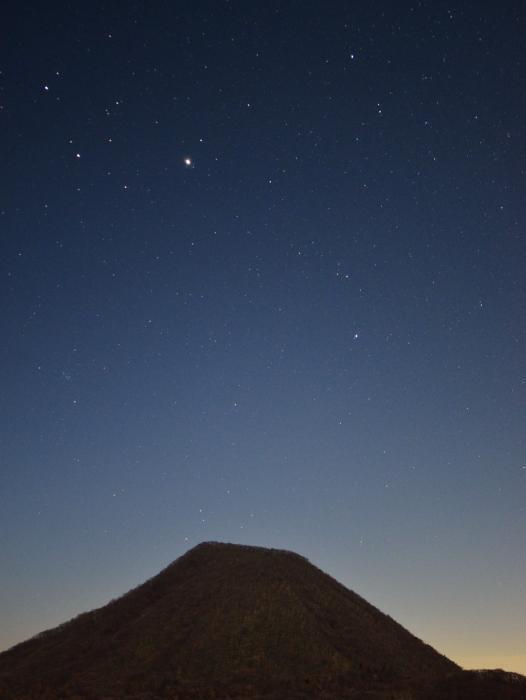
[0,542,524,699]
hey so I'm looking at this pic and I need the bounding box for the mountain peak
[186,539,309,559]
[1,543,524,699]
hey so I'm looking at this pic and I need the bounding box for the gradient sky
[1,0,525,675]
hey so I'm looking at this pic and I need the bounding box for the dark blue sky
[1,0,525,672]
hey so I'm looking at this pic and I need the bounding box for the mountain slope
[0,542,522,699]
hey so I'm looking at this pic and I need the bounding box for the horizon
[2,0,524,679]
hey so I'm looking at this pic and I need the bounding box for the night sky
[2,0,525,674]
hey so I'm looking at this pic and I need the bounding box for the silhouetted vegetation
[0,542,523,699]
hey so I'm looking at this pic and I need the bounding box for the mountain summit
[0,542,524,699]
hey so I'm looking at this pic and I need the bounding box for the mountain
[0,541,524,699]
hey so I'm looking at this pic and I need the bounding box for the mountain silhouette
[0,541,524,699]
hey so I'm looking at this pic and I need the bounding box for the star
[184,157,193,167]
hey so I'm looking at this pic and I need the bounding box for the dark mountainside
[0,542,524,699]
